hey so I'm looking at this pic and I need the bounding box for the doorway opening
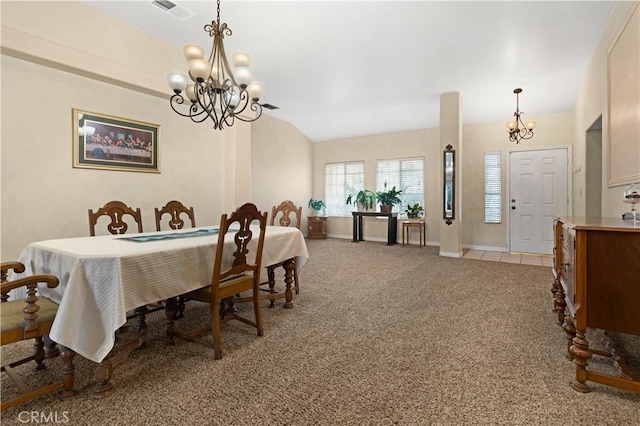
[585,116,603,217]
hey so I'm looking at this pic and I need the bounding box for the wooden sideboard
[552,217,640,393]
[307,216,327,239]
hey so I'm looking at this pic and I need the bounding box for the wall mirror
[443,144,455,225]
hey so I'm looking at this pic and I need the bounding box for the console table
[402,220,426,246]
[552,216,640,393]
[351,211,398,245]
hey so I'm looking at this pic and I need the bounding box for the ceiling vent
[150,0,193,20]
[261,103,280,110]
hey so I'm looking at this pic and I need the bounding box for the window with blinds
[324,161,365,216]
[484,152,502,224]
[376,158,425,212]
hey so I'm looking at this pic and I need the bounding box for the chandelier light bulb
[526,121,537,130]
[234,66,253,88]
[247,81,265,101]
[188,59,211,82]
[167,73,188,93]
[183,45,205,61]
[185,84,197,103]
[232,52,252,68]
[225,87,241,108]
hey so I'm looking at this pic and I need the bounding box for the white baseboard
[461,244,507,252]
[439,251,463,258]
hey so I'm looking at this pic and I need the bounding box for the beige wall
[312,128,441,244]
[313,113,573,250]
[0,55,225,260]
[251,115,313,229]
[463,113,573,251]
[0,1,312,260]
[574,1,640,217]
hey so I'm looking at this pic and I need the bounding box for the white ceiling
[83,1,616,142]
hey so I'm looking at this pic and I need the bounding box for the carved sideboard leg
[562,315,575,360]
[570,328,592,393]
[553,279,566,325]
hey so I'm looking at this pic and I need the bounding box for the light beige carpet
[1,239,639,425]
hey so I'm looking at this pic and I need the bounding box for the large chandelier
[506,88,536,144]
[166,0,264,130]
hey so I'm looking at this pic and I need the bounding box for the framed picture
[73,109,160,173]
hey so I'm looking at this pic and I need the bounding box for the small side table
[307,216,327,239]
[402,220,426,246]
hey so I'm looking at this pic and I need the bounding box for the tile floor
[463,250,553,267]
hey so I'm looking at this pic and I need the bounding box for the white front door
[509,148,569,254]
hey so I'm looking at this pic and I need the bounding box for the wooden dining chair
[234,200,302,308]
[165,202,267,360]
[266,200,302,304]
[154,200,196,318]
[154,200,196,231]
[88,200,143,236]
[88,201,160,321]
[1,262,75,411]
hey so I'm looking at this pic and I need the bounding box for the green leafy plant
[404,203,424,218]
[376,183,403,210]
[346,189,376,211]
[308,198,326,211]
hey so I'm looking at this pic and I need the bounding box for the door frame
[506,145,573,253]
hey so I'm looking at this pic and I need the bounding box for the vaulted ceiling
[84,1,616,142]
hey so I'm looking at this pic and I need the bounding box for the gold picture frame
[73,108,160,173]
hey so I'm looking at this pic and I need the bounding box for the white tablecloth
[15,226,309,363]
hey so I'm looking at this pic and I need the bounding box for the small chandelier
[506,88,536,144]
[166,0,264,130]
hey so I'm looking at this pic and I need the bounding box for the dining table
[13,225,309,396]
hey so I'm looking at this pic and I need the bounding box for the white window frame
[376,157,425,214]
[324,161,365,216]
[485,151,502,224]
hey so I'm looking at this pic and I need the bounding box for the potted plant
[404,203,424,220]
[346,189,376,211]
[376,183,403,213]
[308,198,326,216]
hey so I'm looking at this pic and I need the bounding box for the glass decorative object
[623,183,640,222]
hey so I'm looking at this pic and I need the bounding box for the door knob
[511,199,516,203]
[511,206,516,210]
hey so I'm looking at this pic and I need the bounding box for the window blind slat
[484,152,502,224]
[377,158,425,213]
[325,161,364,216]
